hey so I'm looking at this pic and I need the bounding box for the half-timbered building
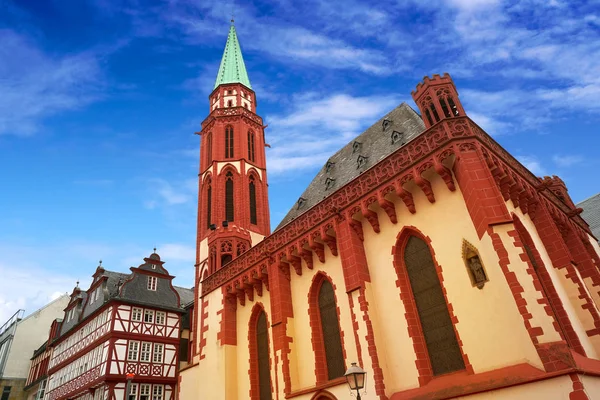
[43,253,193,400]
[178,22,600,399]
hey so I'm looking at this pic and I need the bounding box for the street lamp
[345,362,366,399]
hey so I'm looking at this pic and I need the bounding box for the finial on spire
[153,247,157,253]
[76,280,80,288]
[99,259,102,266]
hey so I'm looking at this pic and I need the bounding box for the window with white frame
[132,307,142,322]
[155,311,166,325]
[147,276,157,291]
[152,343,164,363]
[128,383,138,400]
[140,384,151,400]
[140,342,152,362]
[144,310,154,323]
[127,341,140,361]
[152,385,164,400]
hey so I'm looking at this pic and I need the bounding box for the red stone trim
[512,215,586,355]
[488,227,548,345]
[347,294,364,369]
[217,286,237,346]
[357,287,388,399]
[392,226,473,386]
[307,272,348,385]
[569,373,590,400]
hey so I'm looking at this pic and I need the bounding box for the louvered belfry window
[225,172,234,222]
[404,236,465,376]
[248,131,255,162]
[249,179,257,225]
[225,126,234,158]
[318,280,345,380]
[256,311,272,400]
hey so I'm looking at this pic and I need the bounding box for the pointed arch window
[249,176,257,225]
[256,311,272,400]
[225,126,234,159]
[206,180,212,229]
[403,235,464,376]
[225,171,234,222]
[318,280,345,380]
[206,133,212,164]
[248,131,255,162]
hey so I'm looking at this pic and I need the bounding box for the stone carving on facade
[462,239,488,289]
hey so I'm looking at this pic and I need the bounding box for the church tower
[195,22,270,277]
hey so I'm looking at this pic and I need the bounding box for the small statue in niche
[462,239,488,289]
[468,255,487,288]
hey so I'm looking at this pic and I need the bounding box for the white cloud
[517,155,547,176]
[0,29,103,136]
[552,154,584,168]
[148,178,197,207]
[265,93,402,175]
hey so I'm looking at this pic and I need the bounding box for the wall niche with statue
[462,240,488,289]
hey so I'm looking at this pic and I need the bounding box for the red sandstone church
[177,22,600,400]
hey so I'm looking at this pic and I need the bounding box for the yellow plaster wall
[456,375,573,399]
[361,174,543,395]
[580,374,600,397]
[509,207,600,358]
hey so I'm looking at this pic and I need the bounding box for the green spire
[214,23,252,90]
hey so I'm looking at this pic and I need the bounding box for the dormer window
[357,155,368,169]
[151,264,156,270]
[391,131,404,145]
[382,119,392,130]
[297,197,306,210]
[352,141,362,154]
[147,276,157,291]
[325,161,335,173]
[325,177,336,190]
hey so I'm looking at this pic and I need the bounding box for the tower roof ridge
[214,24,252,90]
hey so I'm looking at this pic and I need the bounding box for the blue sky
[1,0,599,322]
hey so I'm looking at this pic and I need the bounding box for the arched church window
[256,311,272,400]
[429,103,440,123]
[225,126,234,158]
[206,133,212,164]
[206,179,212,229]
[447,97,460,116]
[248,131,255,162]
[225,171,234,222]
[403,235,464,375]
[318,280,345,380]
[249,176,257,225]
[424,108,434,126]
[439,97,451,118]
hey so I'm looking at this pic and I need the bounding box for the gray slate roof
[578,193,600,242]
[174,286,195,307]
[275,102,425,230]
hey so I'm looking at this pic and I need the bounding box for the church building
[178,23,600,399]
